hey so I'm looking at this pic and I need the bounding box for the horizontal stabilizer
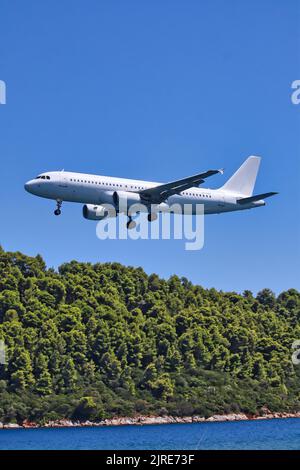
[237,192,278,204]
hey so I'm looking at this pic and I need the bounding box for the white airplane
[24,156,277,229]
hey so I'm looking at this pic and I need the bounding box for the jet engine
[113,191,143,214]
[82,204,115,221]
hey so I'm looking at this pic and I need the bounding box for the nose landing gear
[54,200,62,216]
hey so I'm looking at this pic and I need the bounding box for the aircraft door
[59,175,69,188]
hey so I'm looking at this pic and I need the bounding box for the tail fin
[220,156,261,196]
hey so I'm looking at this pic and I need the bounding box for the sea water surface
[0,418,300,450]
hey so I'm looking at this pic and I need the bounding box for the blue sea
[0,418,299,450]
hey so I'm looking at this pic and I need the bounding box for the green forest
[0,246,299,424]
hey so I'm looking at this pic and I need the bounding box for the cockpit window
[35,175,50,180]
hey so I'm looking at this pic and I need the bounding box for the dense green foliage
[0,247,299,424]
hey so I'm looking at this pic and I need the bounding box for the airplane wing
[139,168,224,204]
[237,192,278,204]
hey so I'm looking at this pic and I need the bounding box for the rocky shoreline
[1,410,300,430]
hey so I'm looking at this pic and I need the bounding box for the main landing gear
[147,213,158,222]
[54,200,62,216]
[126,212,158,229]
[126,216,136,230]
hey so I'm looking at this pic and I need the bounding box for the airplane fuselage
[24,170,265,216]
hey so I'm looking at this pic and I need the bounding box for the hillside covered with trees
[0,247,299,424]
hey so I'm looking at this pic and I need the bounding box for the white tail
[220,156,261,196]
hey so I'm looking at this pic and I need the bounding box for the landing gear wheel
[54,200,62,216]
[127,218,136,230]
[148,213,157,222]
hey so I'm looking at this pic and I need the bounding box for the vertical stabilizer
[221,156,261,196]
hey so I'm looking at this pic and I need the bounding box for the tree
[61,358,77,391]
[35,354,52,395]
[256,289,276,308]
[0,247,299,424]
[149,374,174,400]
[9,348,35,390]
[72,396,104,421]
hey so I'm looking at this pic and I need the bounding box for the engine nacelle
[113,191,142,214]
[82,204,115,221]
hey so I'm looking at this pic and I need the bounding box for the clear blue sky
[0,0,299,294]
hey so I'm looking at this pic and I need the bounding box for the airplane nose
[24,181,33,193]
